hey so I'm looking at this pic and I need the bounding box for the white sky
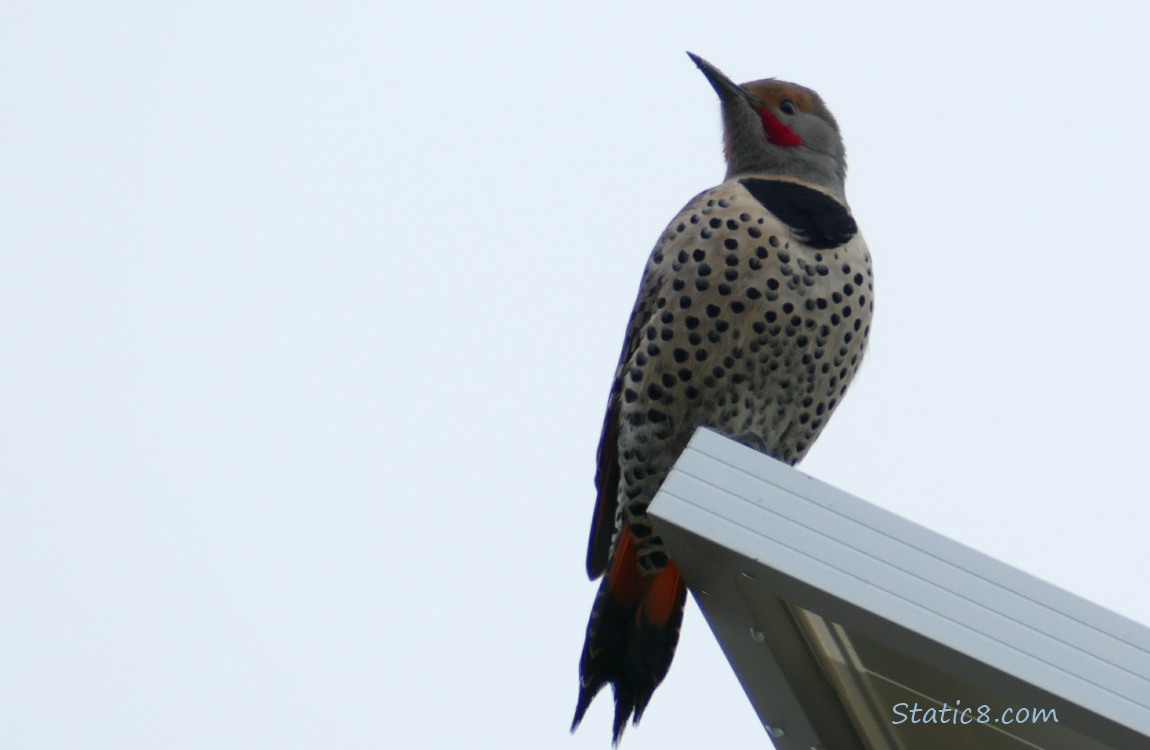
[3,2,1149,748]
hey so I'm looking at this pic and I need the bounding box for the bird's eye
[779,99,797,115]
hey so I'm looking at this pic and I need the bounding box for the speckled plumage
[610,177,872,571]
[573,54,873,743]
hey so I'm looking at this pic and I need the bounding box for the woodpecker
[572,53,873,743]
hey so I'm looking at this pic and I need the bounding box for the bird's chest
[629,186,873,462]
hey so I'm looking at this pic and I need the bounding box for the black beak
[686,52,759,110]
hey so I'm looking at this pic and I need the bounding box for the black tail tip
[570,679,600,734]
[571,680,640,745]
[610,689,636,745]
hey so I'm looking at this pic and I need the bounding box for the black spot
[673,348,689,363]
[766,278,780,290]
[648,409,667,423]
[715,320,730,332]
[746,288,762,300]
[647,383,665,400]
[695,349,709,361]
[765,310,778,323]
[782,302,794,314]
[688,332,702,345]
[768,236,780,248]
[700,228,713,239]
[623,388,638,403]
[726,219,739,230]
[695,278,710,292]
[661,372,676,388]
[718,283,732,296]
[677,368,693,382]
[685,315,700,329]
[725,253,739,266]
[672,279,685,291]
[724,268,738,281]
[778,251,791,264]
[698,263,712,277]
[724,238,738,250]
[748,226,762,239]
[685,386,700,399]
[730,300,746,313]
[677,250,689,264]
[692,248,706,262]
[707,330,721,343]
[706,303,721,318]
[679,296,692,309]
[660,311,674,324]
[646,343,660,356]
[739,212,751,221]
[660,327,674,341]
[709,217,721,228]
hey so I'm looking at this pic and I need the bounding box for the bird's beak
[687,52,759,110]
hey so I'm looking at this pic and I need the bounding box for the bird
[571,52,874,743]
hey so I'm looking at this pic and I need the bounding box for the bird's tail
[571,524,688,744]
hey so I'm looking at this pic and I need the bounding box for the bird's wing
[584,245,671,579]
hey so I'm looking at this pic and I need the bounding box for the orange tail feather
[572,525,688,743]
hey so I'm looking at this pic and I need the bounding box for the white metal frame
[648,428,1150,750]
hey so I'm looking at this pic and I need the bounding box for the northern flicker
[572,53,873,742]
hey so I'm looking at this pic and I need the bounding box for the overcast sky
[3,2,1150,748]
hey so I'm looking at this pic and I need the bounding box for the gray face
[688,55,849,201]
